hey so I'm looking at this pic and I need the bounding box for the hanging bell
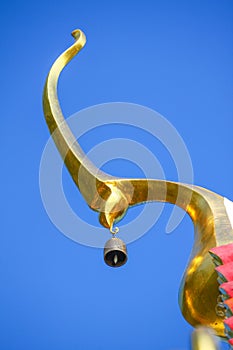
[104,237,128,267]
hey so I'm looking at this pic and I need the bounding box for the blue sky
[1,1,233,349]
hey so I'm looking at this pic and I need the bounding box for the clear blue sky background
[1,1,233,349]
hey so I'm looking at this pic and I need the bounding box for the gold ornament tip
[71,29,86,45]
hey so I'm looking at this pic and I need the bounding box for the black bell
[104,237,128,267]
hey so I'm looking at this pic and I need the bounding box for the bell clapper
[113,254,118,265]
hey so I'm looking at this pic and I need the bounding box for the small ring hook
[110,225,119,235]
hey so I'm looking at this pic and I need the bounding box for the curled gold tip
[71,29,86,45]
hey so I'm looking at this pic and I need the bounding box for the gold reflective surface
[43,29,233,337]
[191,327,219,350]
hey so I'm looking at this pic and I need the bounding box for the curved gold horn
[43,29,233,338]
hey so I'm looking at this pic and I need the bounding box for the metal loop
[110,225,119,235]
